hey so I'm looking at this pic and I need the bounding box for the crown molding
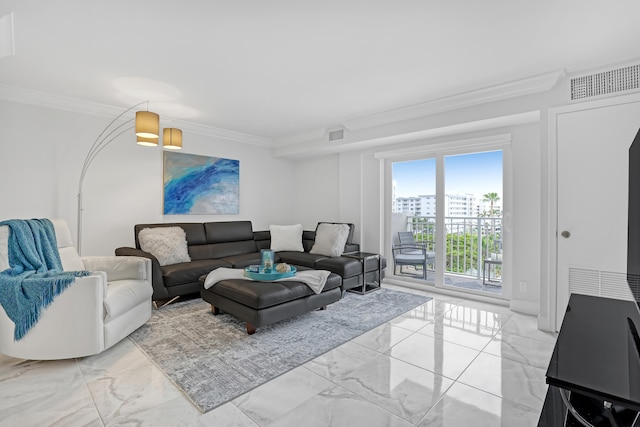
[271,70,564,148]
[342,70,565,132]
[0,83,124,117]
[0,83,271,146]
[171,119,271,146]
[273,110,540,159]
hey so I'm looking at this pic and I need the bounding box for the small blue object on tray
[244,265,297,281]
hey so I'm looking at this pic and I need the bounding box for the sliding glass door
[389,148,504,297]
[391,158,438,282]
[443,151,503,295]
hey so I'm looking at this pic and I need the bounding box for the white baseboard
[509,298,539,315]
[536,314,557,333]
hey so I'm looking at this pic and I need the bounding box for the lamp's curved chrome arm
[76,101,150,255]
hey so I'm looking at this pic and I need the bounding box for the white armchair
[0,218,152,360]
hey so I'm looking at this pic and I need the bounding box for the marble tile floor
[0,285,557,426]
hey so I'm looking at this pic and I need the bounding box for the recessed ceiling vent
[328,128,345,142]
[570,63,640,101]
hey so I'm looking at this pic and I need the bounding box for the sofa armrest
[82,256,150,282]
[116,247,168,300]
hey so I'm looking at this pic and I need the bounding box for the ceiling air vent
[328,128,345,141]
[570,63,640,101]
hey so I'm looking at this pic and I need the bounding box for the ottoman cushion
[202,272,341,310]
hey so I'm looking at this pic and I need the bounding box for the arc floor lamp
[77,101,182,255]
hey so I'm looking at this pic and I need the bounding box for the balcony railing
[405,215,502,281]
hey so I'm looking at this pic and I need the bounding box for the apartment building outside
[394,194,501,217]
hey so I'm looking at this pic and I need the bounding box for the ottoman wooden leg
[211,305,221,315]
[246,323,256,335]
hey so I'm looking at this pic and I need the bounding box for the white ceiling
[1,0,640,142]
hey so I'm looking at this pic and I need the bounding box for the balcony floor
[395,267,502,295]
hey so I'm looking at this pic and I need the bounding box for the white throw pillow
[310,223,350,257]
[270,224,304,252]
[138,226,191,266]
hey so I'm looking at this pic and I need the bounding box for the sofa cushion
[315,257,363,278]
[162,259,231,287]
[269,224,303,252]
[138,227,191,266]
[277,251,328,269]
[206,241,260,260]
[310,223,350,257]
[301,230,317,252]
[253,230,271,251]
[219,252,263,269]
[205,221,254,243]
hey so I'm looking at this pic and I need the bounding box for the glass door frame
[378,135,512,300]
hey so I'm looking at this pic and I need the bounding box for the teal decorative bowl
[244,265,297,281]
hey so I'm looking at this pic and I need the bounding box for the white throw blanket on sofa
[203,268,331,294]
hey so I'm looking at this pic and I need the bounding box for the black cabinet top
[546,293,640,410]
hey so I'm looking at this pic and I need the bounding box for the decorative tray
[244,265,297,281]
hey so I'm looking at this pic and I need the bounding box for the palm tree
[482,192,501,259]
[483,192,500,217]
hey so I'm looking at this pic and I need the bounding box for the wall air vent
[568,267,634,301]
[570,63,640,101]
[328,129,344,142]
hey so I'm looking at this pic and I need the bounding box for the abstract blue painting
[163,151,239,215]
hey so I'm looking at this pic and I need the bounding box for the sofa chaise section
[253,224,386,292]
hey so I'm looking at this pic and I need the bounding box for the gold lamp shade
[135,111,160,138]
[136,135,159,147]
[163,128,182,150]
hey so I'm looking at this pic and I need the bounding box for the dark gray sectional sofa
[115,220,386,304]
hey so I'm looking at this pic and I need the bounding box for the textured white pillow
[138,227,191,266]
[310,223,350,257]
[270,224,304,252]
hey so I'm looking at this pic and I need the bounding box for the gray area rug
[128,288,431,413]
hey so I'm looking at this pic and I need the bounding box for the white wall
[290,154,340,230]
[0,100,296,256]
[0,101,60,219]
[508,124,542,312]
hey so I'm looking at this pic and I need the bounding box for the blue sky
[392,150,502,198]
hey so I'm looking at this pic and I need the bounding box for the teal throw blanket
[0,219,89,341]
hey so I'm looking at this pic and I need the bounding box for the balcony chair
[0,218,152,360]
[483,239,502,286]
[392,231,436,280]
